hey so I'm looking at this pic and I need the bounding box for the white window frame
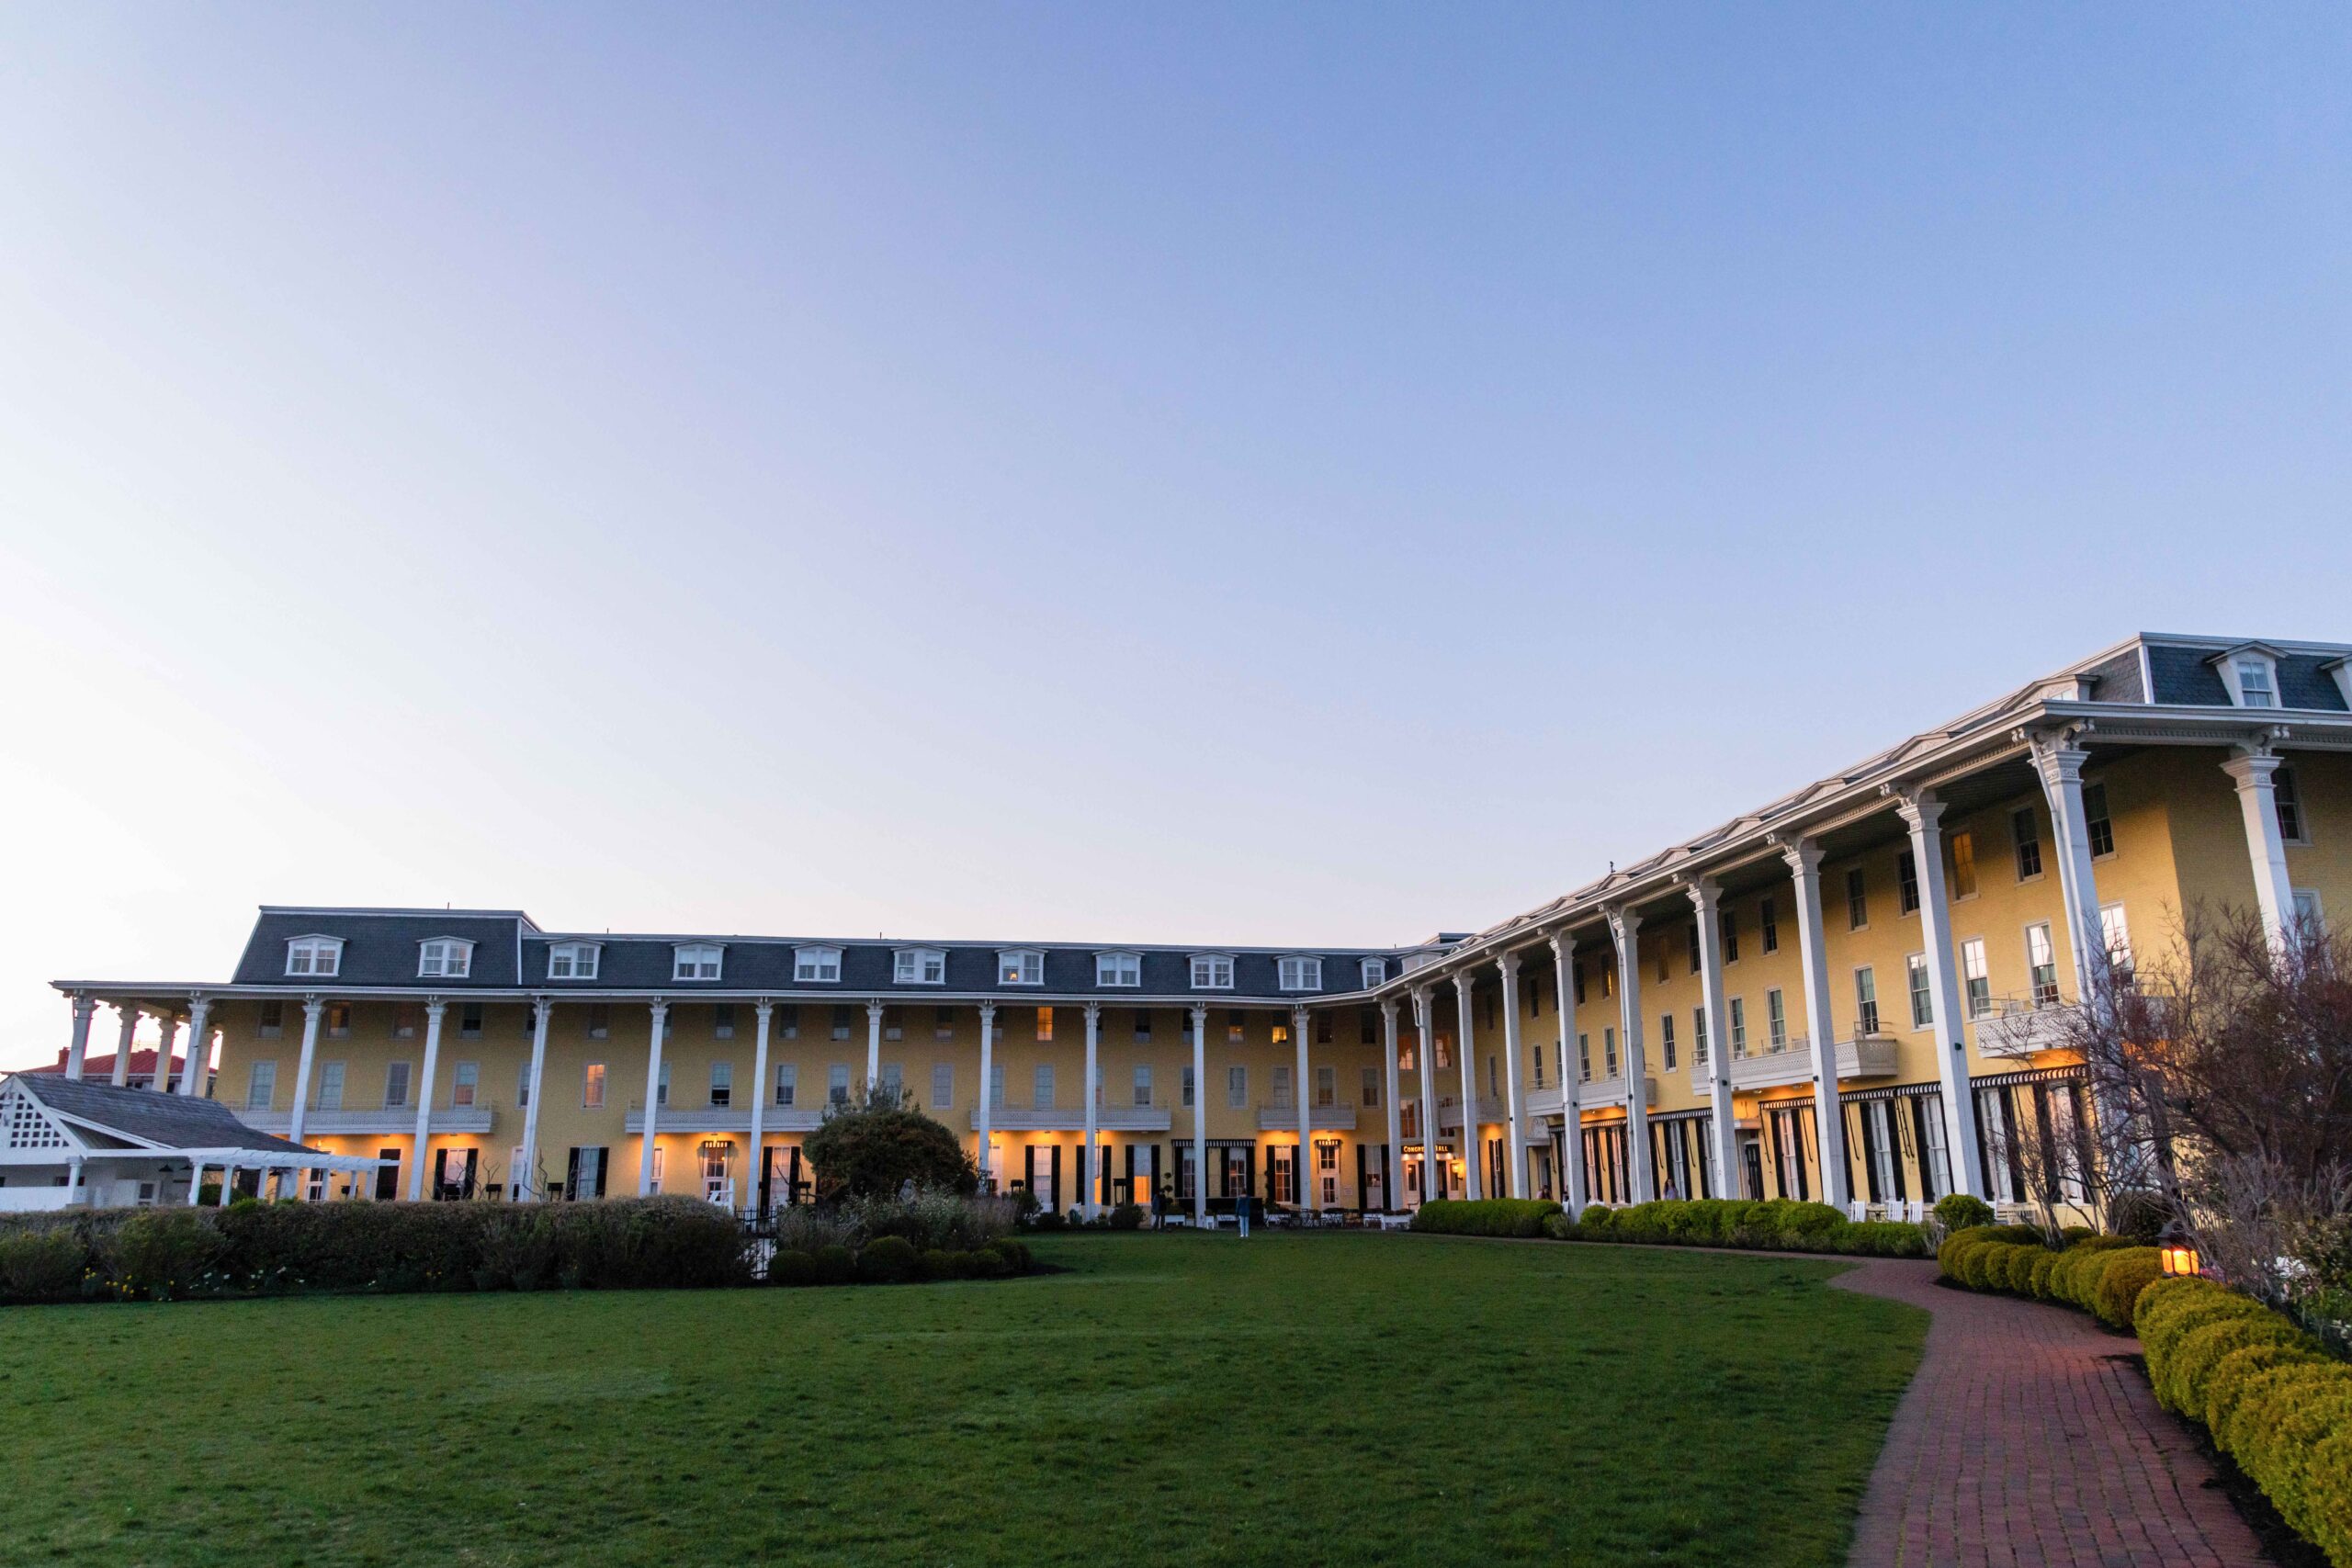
[547,942,601,980]
[1961,937,1991,1019]
[2228,654,2278,708]
[1360,957,1386,989]
[1906,953,1933,1030]
[244,1059,277,1111]
[1095,952,1141,988]
[893,948,945,986]
[1227,1065,1248,1108]
[1134,1064,1154,1108]
[773,1062,797,1108]
[284,935,343,977]
[417,938,475,979]
[383,1060,412,1110]
[708,1061,732,1108]
[999,949,1045,987]
[314,1060,345,1111]
[2098,902,2134,978]
[1191,953,1235,991]
[1277,956,1323,993]
[2026,922,2060,1006]
[673,943,724,982]
[1033,1062,1056,1108]
[794,946,842,984]
[930,1062,953,1110]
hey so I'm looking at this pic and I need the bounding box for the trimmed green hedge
[1936,1227,2164,1328]
[1543,1198,1929,1258]
[770,1235,1035,1286]
[1410,1199,1561,1237]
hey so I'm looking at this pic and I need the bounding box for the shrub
[966,1247,1012,1279]
[1934,1193,1996,1231]
[2028,1250,2063,1300]
[1410,1200,1561,1239]
[1541,1213,1574,1241]
[811,1244,856,1286]
[801,1088,979,1202]
[919,1248,958,1281]
[1939,1224,2004,1277]
[1838,1221,1931,1258]
[857,1235,919,1284]
[2169,1316,2325,1424]
[1107,1202,1145,1232]
[1575,1205,1615,1239]
[100,1210,227,1300]
[835,1188,1014,1252]
[767,1249,816,1286]
[987,1238,1033,1274]
[2091,1247,2164,1330]
[0,1230,88,1303]
[1774,1201,1848,1247]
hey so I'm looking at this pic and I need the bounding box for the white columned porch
[1604,905,1653,1203]
[1413,987,1440,1202]
[284,996,325,1199]
[1685,882,1738,1201]
[153,1016,179,1092]
[179,997,211,1096]
[1379,999,1402,1213]
[1892,787,1987,1198]
[1779,839,1851,1209]
[515,998,551,1201]
[1547,931,1587,1213]
[1082,1002,1102,1218]
[865,1000,884,1091]
[1187,1004,1206,1224]
[1453,976,1482,1201]
[2222,747,2298,950]
[111,1004,139,1087]
[1494,954,1526,1198]
[977,1002,998,1194]
[1293,1006,1314,1213]
[638,999,669,1196]
[65,994,95,1080]
[407,998,446,1201]
[186,1161,206,1205]
[749,1000,774,1217]
[2027,735,2111,1000]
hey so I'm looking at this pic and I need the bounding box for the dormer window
[1360,957,1386,989]
[673,943,724,981]
[548,942,600,980]
[1278,956,1323,992]
[894,948,945,985]
[2209,643,2286,709]
[418,939,474,978]
[1190,953,1235,990]
[1096,952,1140,987]
[2237,660,2276,707]
[999,950,1044,986]
[794,946,841,983]
[285,936,343,977]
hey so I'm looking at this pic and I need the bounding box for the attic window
[548,942,600,980]
[2235,660,2276,708]
[999,950,1044,986]
[894,948,945,985]
[1191,954,1234,990]
[794,946,842,983]
[2211,645,2285,710]
[673,943,724,981]
[285,937,343,977]
[418,939,473,978]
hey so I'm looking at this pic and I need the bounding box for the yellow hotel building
[32,632,2352,1219]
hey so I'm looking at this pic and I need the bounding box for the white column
[1893,788,1987,1198]
[408,998,446,1201]
[2028,735,2110,1000]
[111,1004,139,1087]
[865,1000,884,1092]
[1548,931,1588,1213]
[152,1016,179,1092]
[1605,906,1653,1203]
[219,1165,235,1204]
[66,1156,84,1207]
[1293,1006,1314,1213]
[1379,999,1403,1213]
[976,1003,998,1193]
[515,998,551,1202]
[64,994,96,1080]
[1684,883,1738,1201]
[1494,955,1527,1198]
[1453,976,1483,1201]
[180,997,211,1095]
[1188,1005,1207,1224]
[1781,840,1851,1209]
[638,1000,669,1196]
[286,996,325,1198]
[186,1161,205,1206]
[748,1000,773,1217]
[1082,1002,1102,1218]
[2222,748,2298,950]
[1413,987,1440,1202]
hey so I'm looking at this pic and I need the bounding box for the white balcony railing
[1973,1000,2083,1058]
[1434,1095,1508,1130]
[1690,1032,1903,1092]
[1257,1102,1359,1133]
[1577,1074,1657,1111]
[624,1102,826,1134]
[965,1103,1174,1134]
[240,1100,495,1136]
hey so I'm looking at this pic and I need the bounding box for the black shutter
[594,1147,608,1198]
[1050,1145,1062,1213]
[1150,1143,1162,1206]
[1024,1144,1035,1200]
[566,1147,581,1202]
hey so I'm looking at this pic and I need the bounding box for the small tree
[800,1085,978,1203]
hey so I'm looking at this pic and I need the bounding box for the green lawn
[2,1234,1924,1566]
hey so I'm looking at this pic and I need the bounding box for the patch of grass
[0,1233,1923,1565]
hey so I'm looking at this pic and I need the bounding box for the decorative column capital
[2221,748,2284,786]
[647,998,669,1022]
[978,1000,998,1021]
[1773,835,1824,880]
[1186,1002,1205,1023]
[1494,951,1521,981]
[1083,1001,1102,1023]
[1681,877,1721,913]
[424,998,447,1020]
[1546,927,1577,962]
[301,996,326,1021]
[1884,783,1944,831]
[753,998,774,1021]
[70,993,96,1020]
[1602,903,1640,945]
[1378,997,1399,1023]
[865,998,886,1021]
[1292,1004,1311,1030]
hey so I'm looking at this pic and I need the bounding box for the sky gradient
[3,6,2347,1068]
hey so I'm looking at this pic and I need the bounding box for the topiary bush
[812,1244,856,1286]
[767,1248,816,1286]
[1107,1202,1145,1231]
[1540,1213,1574,1241]
[1934,1193,1996,1231]
[1410,1199,1563,1238]
[919,1248,958,1281]
[856,1235,919,1283]
[2090,1247,2164,1329]
[2167,1316,2325,1425]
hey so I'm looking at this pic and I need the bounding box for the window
[1094,952,1139,987]
[1574,962,1588,1006]
[934,1006,956,1041]
[244,1060,276,1111]
[452,1061,479,1108]
[1720,909,1739,964]
[514,1061,530,1109]
[587,1003,610,1040]
[1227,1066,1248,1108]
[1659,1013,1677,1071]
[1135,1066,1155,1108]
[999,950,1044,986]
[2237,658,2277,708]
[2083,782,2114,857]
[1278,956,1323,992]
[1948,831,1977,899]
[1361,957,1386,988]
[1846,869,1868,931]
[548,942,600,979]
[1897,852,1920,915]
[881,1006,902,1043]
[459,1003,483,1040]
[1192,954,1235,990]
[709,1062,731,1108]
[1227,1011,1246,1044]
[2099,903,2134,980]
[1687,919,1702,975]
[384,1061,412,1109]
[259,1000,284,1036]
[778,1003,799,1039]
[1035,1007,1054,1043]
[1759,897,1779,955]
[1766,990,1787,1053]
[1362,1066,1380,1107]
[1133,1009,1153,1042]
[1271,1065,1294,1110]
[1906,954,1933,1029]
[989,1062,1005,1107]
[1962,938,1991,1018]
[656,1060,670,1107]
[1313,1065,1335,1108]
[326,1002,351,1038]
[830,1005,853,1042]
[673,943,723,981]
[284,936,342,977]
[418,939,473,978]
[1182,1066,1196,1108]
[2293,889,2325,934]
[315,1061,345,1111]
[2276,766,2306,843]
[775,1063,797,1108]
[1728,999,1747,1058]
[714,1003,737,1040]
[1692,1007,1708,1064]
[1855,967,1879,1035]
[1033,1064,1055,1107]
[1655,942,1669,986]
[895,948,946,985]
[1578,1033,1591,1082]
[828,1064,851,1106]
[1603,1027,1618,1077]
[2011,808,2042,880]
[2027,923,2059,1005]
[583,1062,605,1109]
[879,1062,901,1100]
[795,946,842,983]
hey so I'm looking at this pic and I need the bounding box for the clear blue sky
[2,6,2346,1067]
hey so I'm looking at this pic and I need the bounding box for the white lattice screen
[3,1088,69,1151]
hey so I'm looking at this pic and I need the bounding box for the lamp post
[2156,1223,2201,1279]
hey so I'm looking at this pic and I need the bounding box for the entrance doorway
[1738,1131,1765,1201]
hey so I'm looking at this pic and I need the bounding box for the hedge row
[767,1235,1036,1285]
[1409,1199,1562,1237]
[1544,1198,1932,1258]
[1935,1226,2160,1328]
[2136,1278,2352,1565]
[0,1198,752,1302]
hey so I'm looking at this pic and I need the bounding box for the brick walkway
[1833,1258,2267,1567]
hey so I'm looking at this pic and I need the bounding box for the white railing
[1435,1095,1507,1130]
[241,1100,496,1136]
[1578,1074,1657,1110]
[964,1103,1173,1133]
[1973,1000,2082,1057]
[1690,1032,1901,1091]
[624,1104,825,1134]
[1257,1103,1359,1132]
